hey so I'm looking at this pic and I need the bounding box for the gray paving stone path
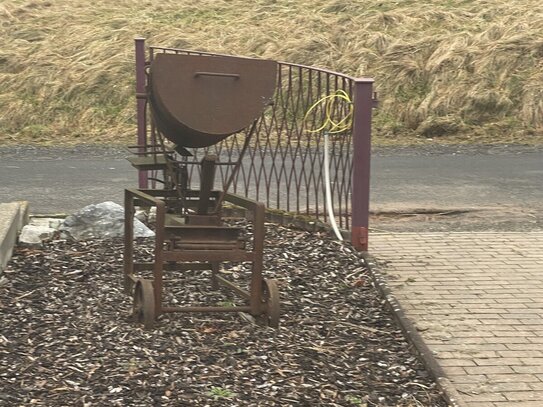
[370,232,543,407]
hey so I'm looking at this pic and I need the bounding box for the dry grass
[1,0,543,146]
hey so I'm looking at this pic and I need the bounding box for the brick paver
[370,232,543,407]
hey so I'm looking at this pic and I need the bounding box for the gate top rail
[149,45,358,81]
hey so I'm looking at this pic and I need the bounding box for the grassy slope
[1,0,542,146]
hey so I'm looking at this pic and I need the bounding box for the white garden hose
[323,132,343,241]
[304,90,353,241]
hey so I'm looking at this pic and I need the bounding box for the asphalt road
[1,145,541,216]
[371,149,543,210]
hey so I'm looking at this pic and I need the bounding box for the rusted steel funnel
[149,53,277,148]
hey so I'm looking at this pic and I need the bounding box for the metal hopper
[149,53,277,148]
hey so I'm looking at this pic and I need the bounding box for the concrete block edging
[361,252,468,407]
[0,201,29,273]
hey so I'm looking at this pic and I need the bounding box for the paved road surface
[0,145,542,223]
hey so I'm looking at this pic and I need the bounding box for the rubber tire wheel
[133,279,156,330]
[263,278,280,328]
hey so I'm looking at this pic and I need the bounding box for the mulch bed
[0,222,447,406]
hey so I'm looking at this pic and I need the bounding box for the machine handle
[194,71,240,79]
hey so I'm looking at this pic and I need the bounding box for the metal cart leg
[124,190,135,294]
[211,262,220,290]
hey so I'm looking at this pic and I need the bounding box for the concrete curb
[0,201,29,273]
[361,252,468,407]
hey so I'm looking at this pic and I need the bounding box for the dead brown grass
[1,0,543,146]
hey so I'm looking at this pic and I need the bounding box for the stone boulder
[19,225,57,246]
[60,201,154,240]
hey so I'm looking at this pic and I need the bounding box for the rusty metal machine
[123,53,280,329]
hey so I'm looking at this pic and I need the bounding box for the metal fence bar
[135,38,148,189]
[351,79,374,251]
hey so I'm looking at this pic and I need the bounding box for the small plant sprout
[208,386,237,400]
[346,394,366,406]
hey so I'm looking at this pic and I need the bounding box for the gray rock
[29,217,63,230]
[19,225,57,246]
[134,209,148,223]
[48,218,63,230]
[60,201,154,240]
[148,207,157,223]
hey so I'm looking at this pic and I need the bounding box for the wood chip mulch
[0,222,448,406]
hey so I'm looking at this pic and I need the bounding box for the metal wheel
[133,279,156,329]
[262,278,280,328]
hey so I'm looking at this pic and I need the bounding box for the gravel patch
[370,207,543,233]
[373,143,543,157]
[0,223,447,406]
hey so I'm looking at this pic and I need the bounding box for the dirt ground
[369,205,543,233]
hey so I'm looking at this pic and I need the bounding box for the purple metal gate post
[135,38,148,189]
[351,78,374,251]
